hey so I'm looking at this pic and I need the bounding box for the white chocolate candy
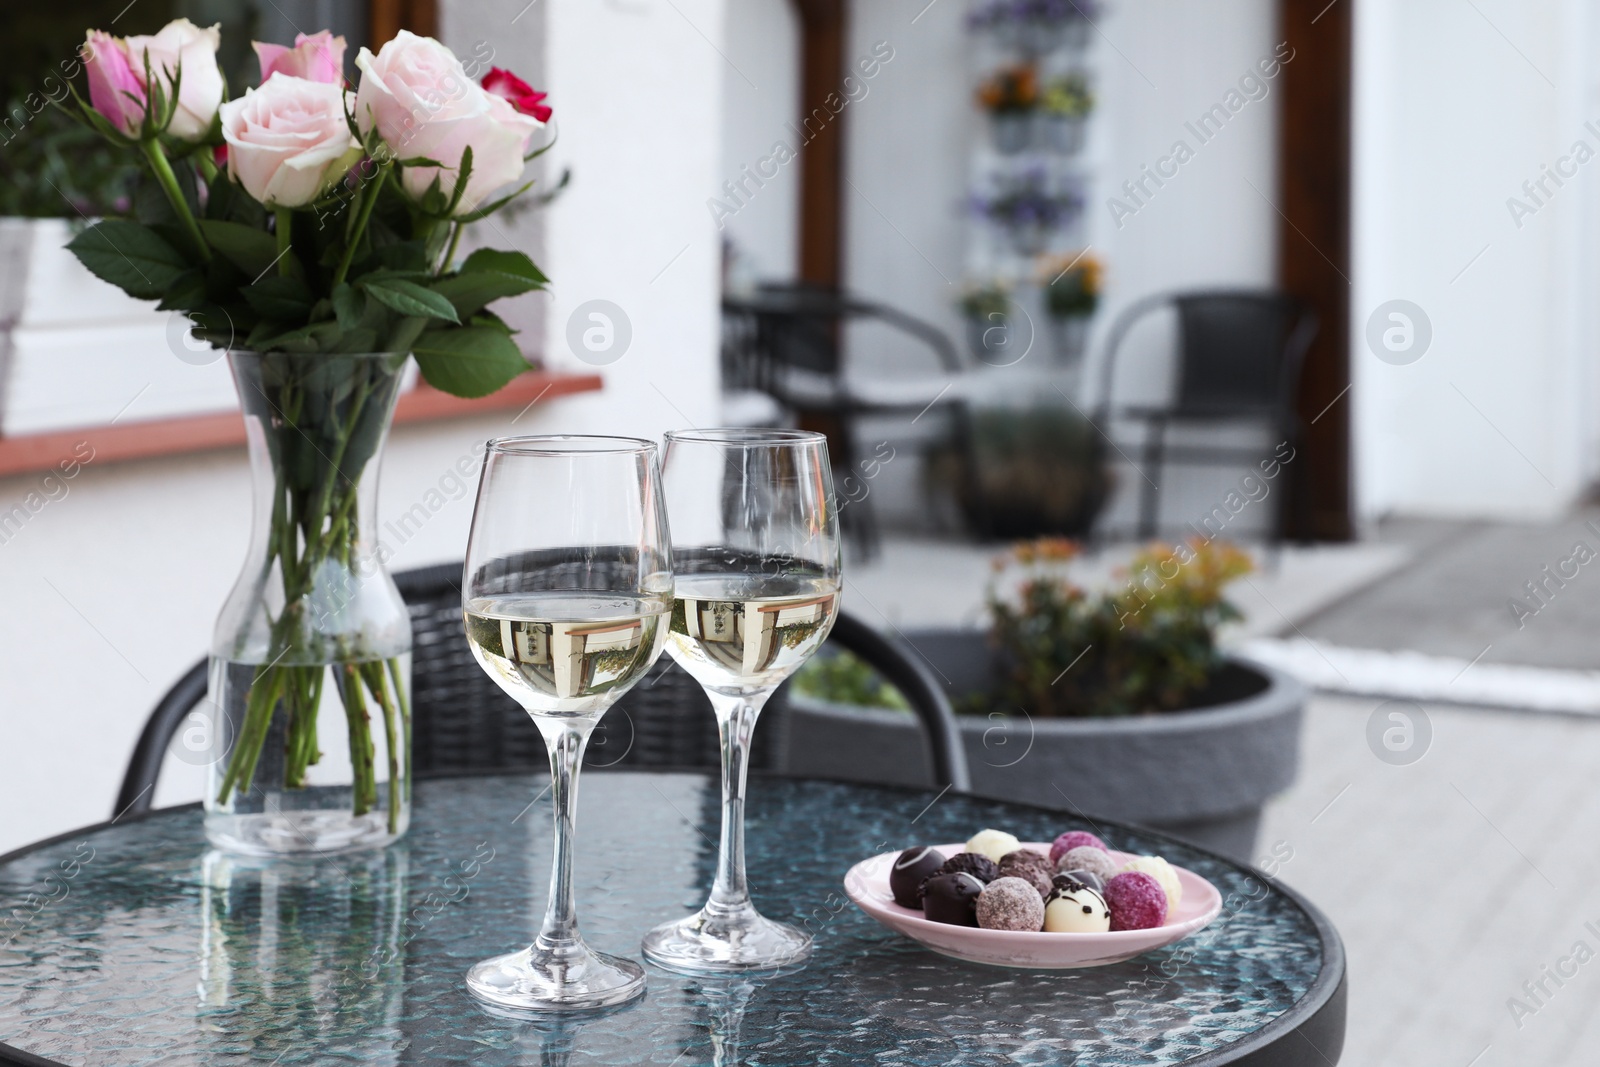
[1122,855,1182,915]
[964,828,1022,864]
[1043,882,1110,933]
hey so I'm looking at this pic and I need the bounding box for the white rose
[353,31,542,216]
[122,18,224,142]
[220,74,362,208]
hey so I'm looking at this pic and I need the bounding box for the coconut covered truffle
[964,828,1022,864]
[1104,871,1168,931]
[1048,830,1108,865]
[976,876,1045,932]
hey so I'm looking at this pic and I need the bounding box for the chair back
[116,562,970,816]
[1096,289,1316,419]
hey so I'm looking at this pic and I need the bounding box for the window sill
[0,370,602,479]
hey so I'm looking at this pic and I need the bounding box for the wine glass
[462,435,672,1010]
[642,429,842,972]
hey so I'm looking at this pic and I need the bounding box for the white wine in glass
[642,429,842,973]
[462,435,671,1011]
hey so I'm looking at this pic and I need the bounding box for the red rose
[481,67,552,123]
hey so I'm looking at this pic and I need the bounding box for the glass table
[0,772,1344,1065]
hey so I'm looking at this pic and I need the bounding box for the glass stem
[705,690,771,913]
[534,718,594,951]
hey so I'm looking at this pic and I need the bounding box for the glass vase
[204,351,413,856]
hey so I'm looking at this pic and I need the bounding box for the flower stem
[274,208,294,277]
[140,139,210,264]
[439,221,463,274]
[332,161,388,288]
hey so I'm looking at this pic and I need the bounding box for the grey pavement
[1262,694,1600,1067]
[1296,512,1600,671]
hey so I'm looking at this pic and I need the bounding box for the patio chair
[1090,289,1317,545]
[721,283,970,559]
[116,562,970,817]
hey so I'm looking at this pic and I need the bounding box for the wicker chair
[116,562,969,816]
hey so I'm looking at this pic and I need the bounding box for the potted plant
[776,539,1305,861]
[1040,250,1101,383]
[1038,72,1094,155]
[968,0,1101,56]
[970,168,1084,257]
[975,65,1038,155]
[958,281,1020,365]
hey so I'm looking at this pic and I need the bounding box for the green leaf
[362,277,460,323]
[460,248,548,284]
[67,220,191,300]
[412,327,529,398]
[430,249,548,318]
[200,219,293,280]
[155,270,207,311]
[384,315,428,354]
[242,276,313,321]
[332,284,365,330]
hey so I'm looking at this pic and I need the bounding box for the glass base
[642,902,813,974]
[466,941,646,1011]
[204,804,407,857]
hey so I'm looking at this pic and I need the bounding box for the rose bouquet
[64,20,558,848]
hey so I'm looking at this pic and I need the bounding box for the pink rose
[219,73,362,208]
[254,31,346,86]
[482,68,552,123]
[353,31,543,216]
[121,18,224,141]
[82,31,146,136]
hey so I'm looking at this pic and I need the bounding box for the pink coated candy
[1104,871,1168,931]
[1048,831,1109,865]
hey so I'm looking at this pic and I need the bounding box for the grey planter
[774,629,1305,862]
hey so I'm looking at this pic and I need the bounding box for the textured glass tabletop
[0,773,1341,1066]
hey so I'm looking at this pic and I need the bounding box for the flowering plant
[1041,251,1101,317]
[985,538,1253,717]
[975,65,1039,114]
[67,23,552,396]
[63,21,557,831]
[1041,72,1094,118]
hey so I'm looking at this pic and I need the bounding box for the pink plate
[843,843,1223,969]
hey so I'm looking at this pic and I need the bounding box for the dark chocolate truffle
[935,851,999,884]
[998,850,1053,899]
[921,872,984,926]
[889,846,947,909]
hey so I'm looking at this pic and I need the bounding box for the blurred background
[4,0,1600,1062]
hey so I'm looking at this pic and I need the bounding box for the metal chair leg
[1137,417,1167,539]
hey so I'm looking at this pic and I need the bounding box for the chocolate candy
[1060,868,1105,894]
[1104,871,1168,931]
[976,876,1045,932]
[889,846,947,909]
[1057,845,1119,885]
[1121,855,1183,913]
[921,872,984,926]
[1048,830,1109,866]
[1043,877,1110,933]
[964,828,1022,863]
[934,851,999,885]
[997,849,1053,899]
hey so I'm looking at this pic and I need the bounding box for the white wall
[1352,0,1600,521]
[0,0,727,854]
[717,0,801,284]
